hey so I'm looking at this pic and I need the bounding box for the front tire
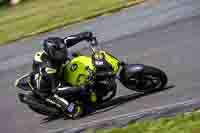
[121,65,168,93]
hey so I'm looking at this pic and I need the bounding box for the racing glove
[63,31,94,48]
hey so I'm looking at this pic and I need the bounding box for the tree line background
[0,0,22,6]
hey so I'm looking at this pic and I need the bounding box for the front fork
[117,62,145,88]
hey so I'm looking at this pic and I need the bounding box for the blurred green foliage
[93,112,200,133]
[0,0,7,4]
[0,0,143,45]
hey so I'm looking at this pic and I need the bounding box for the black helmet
[43,37,67,61]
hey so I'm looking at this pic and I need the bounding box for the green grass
[0,0,144,46]
[91,112,200,133]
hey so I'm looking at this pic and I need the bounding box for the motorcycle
[15,38,168,119]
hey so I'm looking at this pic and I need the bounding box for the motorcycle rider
[31,32,96,118]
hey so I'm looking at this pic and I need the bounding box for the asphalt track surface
[0,0,200,133]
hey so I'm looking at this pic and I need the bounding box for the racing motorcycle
[15,38,168,119]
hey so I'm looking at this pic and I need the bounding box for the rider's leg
[45,85,84,119]
[34,77,81,118]
[32,71,82,119]
[55,86,97,116]
[46,94,83,119]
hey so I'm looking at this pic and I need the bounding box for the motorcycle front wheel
[123,65,168,93]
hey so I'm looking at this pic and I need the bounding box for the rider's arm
[42,67,58,93]
[63,32,93,48]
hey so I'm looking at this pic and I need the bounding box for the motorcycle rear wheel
[28,104,60,116]
[18,93,60,116]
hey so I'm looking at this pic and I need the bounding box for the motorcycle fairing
[62,51,120,87]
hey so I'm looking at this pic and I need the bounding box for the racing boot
[64,101,84,119]
[46,95,83,119]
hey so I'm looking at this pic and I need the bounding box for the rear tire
[28,104,60,116]
[19,93,60,116]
